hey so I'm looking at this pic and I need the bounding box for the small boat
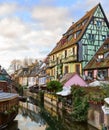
[0,92,19,129]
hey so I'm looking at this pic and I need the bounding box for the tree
[47,80,62,93]
[8,59,22,74]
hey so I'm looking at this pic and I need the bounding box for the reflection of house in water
[17,104,46,128]
[44,93,58,117]
[88,101,104,129]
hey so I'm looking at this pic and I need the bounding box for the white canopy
[88,80,109,87]
[56,86,71,96]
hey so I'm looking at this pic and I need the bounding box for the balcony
[62,55,77,63]
[49,60,57,67]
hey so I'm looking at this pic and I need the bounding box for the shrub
[47,80,62,93]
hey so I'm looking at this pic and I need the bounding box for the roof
[88,80,109,87]
[60,72,87,86]
[49,3,104,55]
[104,98,109,104]
[60,73,76,84]
[18,67,29,77]
[84,37,109,70]
[0,92,18,102]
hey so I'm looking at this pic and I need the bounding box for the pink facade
[84,71,88,76]
[64,74,87,87]
[94,70,97,79]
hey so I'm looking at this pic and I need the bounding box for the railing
[0,97,19,113]
[0,96,19,128]
[49,60,57,67]
[62,55,77,63]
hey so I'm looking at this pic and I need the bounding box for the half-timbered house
[48,3,109,80]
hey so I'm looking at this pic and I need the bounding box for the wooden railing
[62,55,77,63]
[0,97,19,113]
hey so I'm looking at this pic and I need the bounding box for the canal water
[4,99,98,130]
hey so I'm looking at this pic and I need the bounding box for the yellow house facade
[49,42,82,80]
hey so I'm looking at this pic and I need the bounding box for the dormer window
[68,34,73,41]
[98,54,103,59]
[74,33,76,39]
[82,19,88,25]
[68,29,73,35]
[104,44,109,49]
[76,30,81,37]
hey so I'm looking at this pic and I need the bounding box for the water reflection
[5,100,98,130]
[5,103,46,130]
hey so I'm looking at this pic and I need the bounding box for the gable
[80,4,109,68]
[94,6,104,18]
[49,4,98,56]
[64,74,87,87]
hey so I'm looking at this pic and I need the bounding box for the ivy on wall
[71,85,89,122]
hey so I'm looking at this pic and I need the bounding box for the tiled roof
[0,92,18,101]
[49,3,100,55]
[84,37,109,69]
[18,67,29,77]
[60,72,85,84]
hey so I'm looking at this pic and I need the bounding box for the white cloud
[0,0,109,69]
[31,6,72,30]
[0,3,17,16]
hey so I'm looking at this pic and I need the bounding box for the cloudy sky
[0,0,109,69]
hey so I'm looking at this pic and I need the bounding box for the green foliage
[100,83,109,97]
[47,80,62,93]
[18,85,24,96]
[71,85,89,122]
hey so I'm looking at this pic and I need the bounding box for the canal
[4,98,98,130]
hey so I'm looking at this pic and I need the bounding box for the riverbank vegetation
[70,84,108,122]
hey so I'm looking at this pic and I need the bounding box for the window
[74,33,76,39]
[53,55,54,60]
[91,20,94,25]
[96,20,102,27]
[82,19,88,25]
[104,44,109,49]
[68,29,73,35]
[64,66,68,74]
[68,35,73,41]
[97,69,108,79]
[75,64,80,74]
[102,35,106,41]
[88,71,93,79]
[98,54,103,59]
[88,34,95,41]
[72,47,75,55]
[65,50,67,58]
[77,23,81,28]
[61,38,66,45]
[76,30,81,37]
